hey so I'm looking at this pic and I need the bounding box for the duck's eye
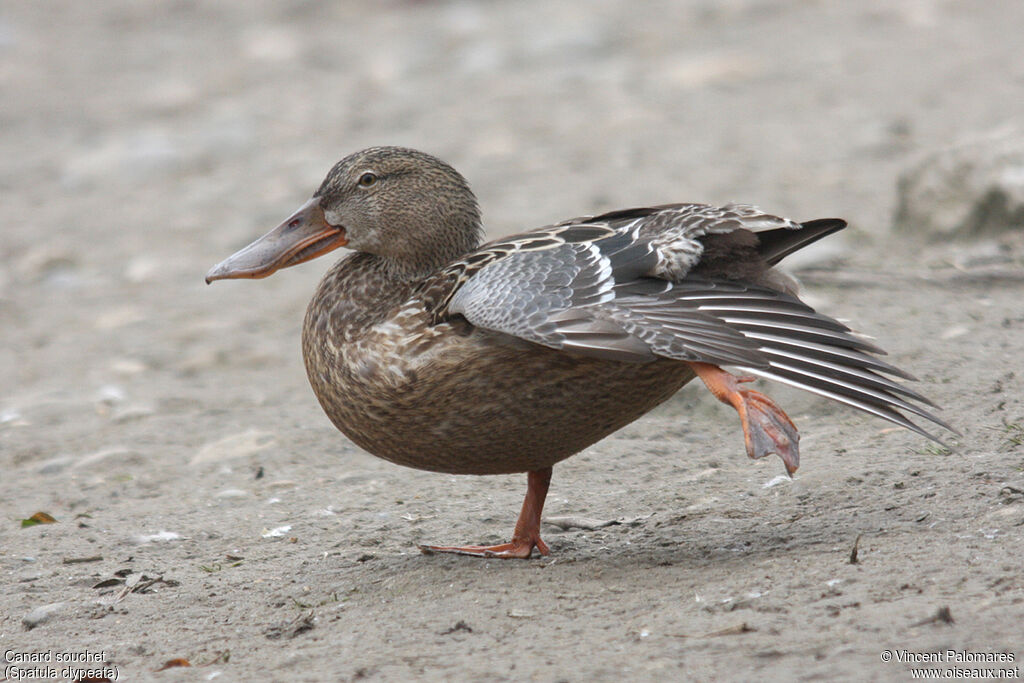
[358,172,378,187]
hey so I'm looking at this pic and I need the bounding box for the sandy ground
[3,1,1024,681]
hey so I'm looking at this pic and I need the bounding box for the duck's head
[206,146,482,283]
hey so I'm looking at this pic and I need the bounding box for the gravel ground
[2,1,1023,681]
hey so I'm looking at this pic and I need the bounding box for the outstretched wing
[419,204,952,442]
[433,211,771,366]
[610,277,954,441]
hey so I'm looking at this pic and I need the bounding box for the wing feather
[421,204,952,442]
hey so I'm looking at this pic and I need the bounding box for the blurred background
[3,2,1024,677]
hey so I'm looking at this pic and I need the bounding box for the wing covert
[448,223,661,361]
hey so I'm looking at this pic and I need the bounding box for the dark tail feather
[758,218,847,266]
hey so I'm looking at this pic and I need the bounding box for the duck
[206,146,954,559]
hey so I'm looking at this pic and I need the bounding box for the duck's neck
[303,253,409,342]
[378,217,484,282]
[379,254,445,283]
[304,209,484,341]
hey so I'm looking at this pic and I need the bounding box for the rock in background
[895,129,1024,239]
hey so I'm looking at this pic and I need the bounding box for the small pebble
[110,358,148,375]
[37,455,76,475]
[22,602,65,630]
[940,325,969,340]
[192,430,276,465]
[763,474,791,489]
[133,530,181,544]
[112,404,156,423]
[96,384,126,405]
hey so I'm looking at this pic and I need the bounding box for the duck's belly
[304,324,695,475]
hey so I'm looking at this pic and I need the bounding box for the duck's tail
[757,218,847,266]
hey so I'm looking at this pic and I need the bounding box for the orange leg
[419,467,552,559]
[688,362,800,475]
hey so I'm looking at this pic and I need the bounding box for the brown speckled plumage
[208,146,954,557]
[302,254,694,474]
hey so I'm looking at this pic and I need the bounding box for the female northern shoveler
[206,146,953,558]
